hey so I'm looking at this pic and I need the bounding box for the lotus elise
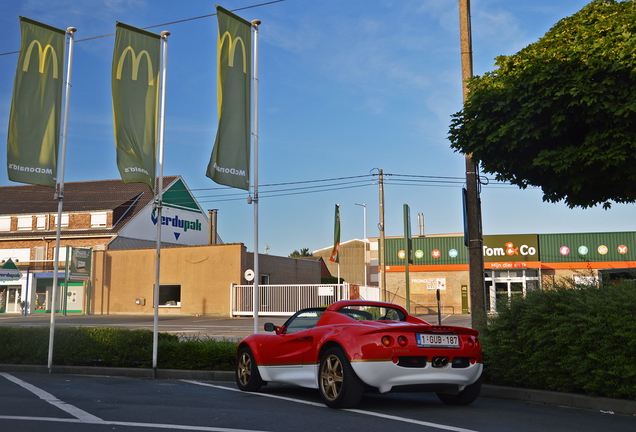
[235,300,482,408]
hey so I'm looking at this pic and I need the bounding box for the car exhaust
[432,356,449,368]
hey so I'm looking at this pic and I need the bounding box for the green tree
[289,248,313,258]
[449,0,636,209]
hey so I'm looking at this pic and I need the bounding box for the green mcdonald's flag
[112,22,161,194]
[330,204,341,263]
[206,5,252,191]
[7,17,66,188]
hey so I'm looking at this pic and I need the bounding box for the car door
[258,309,323,386]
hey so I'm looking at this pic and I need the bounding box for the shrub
[481,279,636,400]
[0,327,237,371]
[158,335,237,370]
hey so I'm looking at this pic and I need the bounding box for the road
[0,312,472,340]
[1,372,633,432]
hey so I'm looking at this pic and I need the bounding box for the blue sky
[1,0,633,257]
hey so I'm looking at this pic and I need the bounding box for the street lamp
[355,203,367,286]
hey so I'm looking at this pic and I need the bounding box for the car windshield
[336,305,406,322]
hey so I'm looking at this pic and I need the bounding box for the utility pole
[379,169,386,302]
[459,0,486,329]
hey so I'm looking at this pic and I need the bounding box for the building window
[36,215,46,230]
[17,216,32,231]
[34,247,45,263]
[54,214,69,228]
[91,212,107,228]
[158,285,181,307]
[0,217,10,232]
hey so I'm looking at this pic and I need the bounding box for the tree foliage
[289,248,313,258]
[449,0,636,209]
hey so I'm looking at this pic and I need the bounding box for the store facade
[381,231,636,314]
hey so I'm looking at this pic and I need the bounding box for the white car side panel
[258,364,319,389]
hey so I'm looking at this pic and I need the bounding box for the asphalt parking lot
[2,372,635,432]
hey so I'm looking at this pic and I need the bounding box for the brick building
[0,176,211,314]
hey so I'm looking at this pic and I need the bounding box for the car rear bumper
[351,359,483,393]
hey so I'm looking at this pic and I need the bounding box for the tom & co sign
[482,234,539,265]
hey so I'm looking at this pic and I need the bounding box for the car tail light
[397,335,407,347]
[381,335,393,347]
[392,357,399,364]
[475,338,481,348]
[467,338,475,349]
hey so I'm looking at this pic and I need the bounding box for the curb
[0,364,235,382]
[1,365,634,415]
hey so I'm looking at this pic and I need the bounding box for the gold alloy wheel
[237,351,252,386]
[320,354,344,401]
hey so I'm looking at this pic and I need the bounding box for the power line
[0,173,519,209]
[0,0,285,57]
[188,174,372,191]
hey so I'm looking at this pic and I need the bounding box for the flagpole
[48,26,76,372]
[251,19,261,335]
[338,263,341,300]
[152,30,170,379]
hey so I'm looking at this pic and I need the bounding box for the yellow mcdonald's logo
[219,31,247,74]
[22,40,59,79]
[116,46,155,85]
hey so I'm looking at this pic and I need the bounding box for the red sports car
[236,300,482,408]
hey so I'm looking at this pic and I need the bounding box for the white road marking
[1,372,103,423]
[184,381,480,432]
[183,381,325,407]
[346,408,480,432]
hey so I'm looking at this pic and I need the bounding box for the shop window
[0,217,10,232]
[526,280,540,291]
[54,214,69,228]
[36,215,46,230]
[159,285,181,307]
[91,212,107,228]
[17,216,32,231]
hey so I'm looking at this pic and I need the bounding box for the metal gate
[230,283,380,317]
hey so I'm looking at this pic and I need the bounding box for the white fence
[231,283,381,317]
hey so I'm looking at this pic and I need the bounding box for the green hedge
[481,279,636,400]
[0,327,238,371]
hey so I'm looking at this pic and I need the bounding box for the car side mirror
[264,322,276,332]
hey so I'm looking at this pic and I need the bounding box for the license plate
[417,333,460,348]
